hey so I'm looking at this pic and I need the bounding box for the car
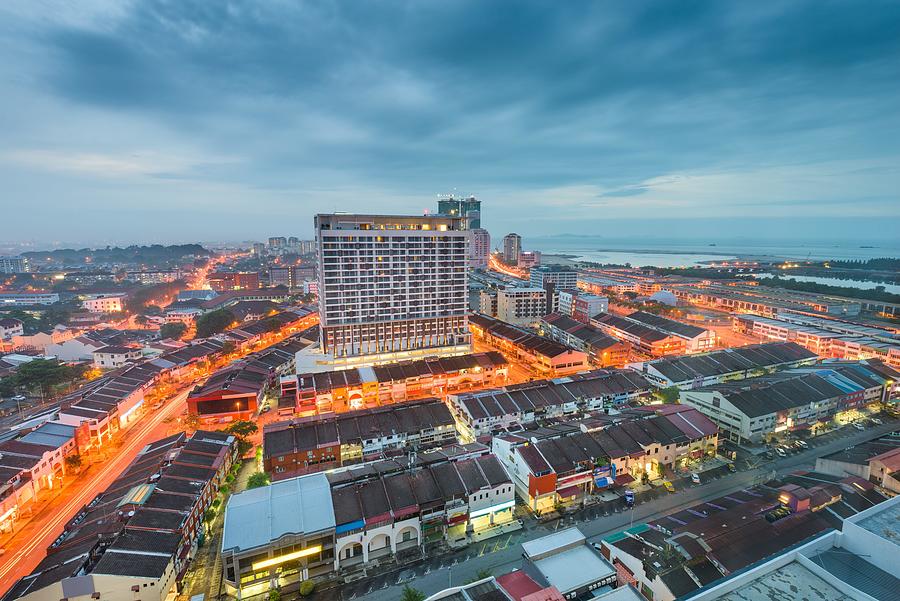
[727,463,737,473]
[796,440,808,449]
[775,448,787,457]
[10,395,26,402]
[691,473,701,485]
[663,481,675,493]
[624,490,635,507]
[853,423,865,431]
[765,450,775,459]
[871,418,883,425]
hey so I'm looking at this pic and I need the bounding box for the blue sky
[1,1,899,245]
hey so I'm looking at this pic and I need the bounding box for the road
[340,419,899,601]
[0,388,191,595]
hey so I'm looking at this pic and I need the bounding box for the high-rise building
[470,228,491,269]
[251,242,266,257]
[287,236,299,247]
[0,256,28,274]
[268,236,287,249]
[502,233,522,265]
[437,195,482,229]
[315,213,471,363]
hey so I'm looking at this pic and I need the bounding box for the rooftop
[222,472,336,553]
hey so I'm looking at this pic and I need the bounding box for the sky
[1,0,899,247]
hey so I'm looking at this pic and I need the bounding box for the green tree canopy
[653,386,681,404]
[247,472,271,489]
[400,585,426,601]
[196,309,236,338]
[225,420,259,440]
[159,322,187,340]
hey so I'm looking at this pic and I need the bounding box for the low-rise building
[3,431,235,601]
[449,369,652,441]
[279,351,508,416]
[732,313,900,367]
[186,363,269,420]
[658,483,899,601]
[521,528,618,600]
[45,335,108,362]
[470,314,590,377]
[530,266,579,290]
[557,290,608,323]
[627,341,819,389]
[592,312,714,357]
[263,398,458,480]
[222,450,515,598]
[815,433,900,493]
[679,361,897,443]
[492,405,717,514]
[0,318,24,340]
[541,313,629,367]
[497,287,550,327]
[124,269,181,284]
[0,292,60,307]
[92,345,142,369]
[81,293,126,313]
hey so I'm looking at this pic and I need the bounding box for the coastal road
[343,419,899,601]
[0,388,191,596]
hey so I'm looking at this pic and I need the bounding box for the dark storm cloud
[1,0,899,242]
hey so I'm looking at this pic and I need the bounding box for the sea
[531,237,900,268]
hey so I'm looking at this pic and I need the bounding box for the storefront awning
[615,474,635,486]
[557,486,581,498]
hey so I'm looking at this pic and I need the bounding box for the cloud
[3,149,238,178]
[0,0,898,243]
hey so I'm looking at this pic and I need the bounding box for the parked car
[624,490,635,507]
[775,448,787,457]
[871,418,883,425]
[765,450,776,459]
[663,481,675,493]
[727,463,737,473]
[853,423,866,431]
[796,440,808,449]
[10,395,26,402]
[691,473,701,485]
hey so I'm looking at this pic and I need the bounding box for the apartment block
[316,213,471,363]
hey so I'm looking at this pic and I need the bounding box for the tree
[653,386,681,404]
[225,420,259,440]
[400,585,426,601]
[183,413,200,431]
[64,454,83,472]
[268,589,281,601]
[159,322,188,340]
[13,359,85,394]
[247,472,271,489]
[298,581,315,597]
[196,309,236,338]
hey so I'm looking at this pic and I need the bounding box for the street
[334,419,899,601]
[0,388,191,594]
